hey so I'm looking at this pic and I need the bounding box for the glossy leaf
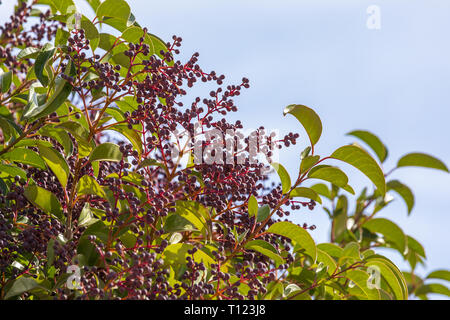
[4,277,39,299]
[307,165,348,189]
[397,152,449,173]
[386,180,414,215]
[415,283,450,297]
[283,104,322,147]
[78,203,98,227]
[108,124,143,156]
[39,125,73,157]
[267,221,316,261]
[38,145,70,188]
[17,47,40,60]
[0,70,12,93]
[365,255,408,300]
[317,243,343,259]
[0,164,27,180]
[56,121,93,157]
[24,184,63,220]
[310,183,332,200]
[346,269,380,300]
[89,143,122,162]
[363,218,406,254]
[317,248,337,275]
[290,187,322,204]
[81,16,99,50]
[331,144,386,195]
[76,175,107,199]
[426,270,450,282]
[271,162,291,194]
[300,155,320,173]
[35,43,56,87]
[164,214,197,233]
[407,235,426,258]
[96,0,130,22]
[347,130,388,163]
[23,61,74,120]
[1,148,46,170]
[256,204,270,222]
[248,195,258,217]
[245,240,284,265]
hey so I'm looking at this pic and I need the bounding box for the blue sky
[2,0,449,296]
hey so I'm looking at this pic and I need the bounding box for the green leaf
[38,125,73,157]
[76,175,107,199]
[245,240,284,265]
[12,139,52,149]
[346,269,380,300]
[341,242,361,262]
[341,184,355,195]
[163,243,215,268]
[164,214,197,233]
[267,221,317,261]
[121,26,169,60]
[331,144,386,195]
[300,146,311,160]
[86,0,101,11]
[4,277,39,299]
[397,152,449,173]
[316,248,337,275]
[300,155,320,173]
[96,0,130,22]
[271,162,291,194]
[415,283,450,298]
[23,61,74,120]
[55,121,93,157]
[1,148,46,170]
[35,44,56,87]
[78,203,98,227]
[174,201,210,237]
[290,187,322,204]
[256,204,270,222]
[316,243,343,258]
[76,16,98,50]
[310,183,332,200]
[365,255,408,300]
[248,195,258,217]
[24,184,63,220]
[347,130,388,163]
[426,270,450,282]
[386,180,414,215]
[333,195,348,241]
[0,116,18,143]
[56,121,89,141]
[17,47,40,60]
[38,145,70,188]
[55,28,70,46]
[51,0,75,14]
[89,142,122,162]
[307,165,349,189]
[406,235,426,258]
[0,164,27,180]
[0,71,12,93]
[283,104,322,147]
[107,124,142,156]
[363,218,406,254]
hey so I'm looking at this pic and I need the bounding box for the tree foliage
[0,0,448,300]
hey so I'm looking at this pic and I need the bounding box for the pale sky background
[1,0,449,298]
